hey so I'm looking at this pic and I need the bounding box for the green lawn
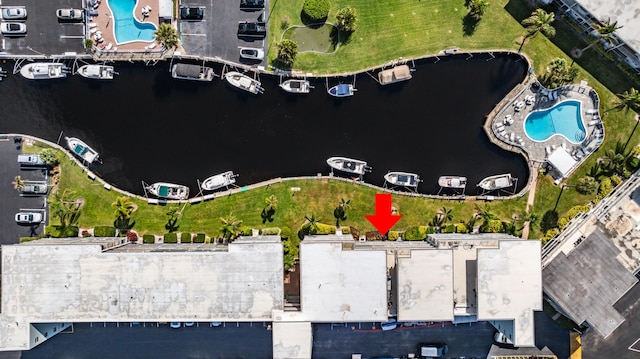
[35,0,640,244]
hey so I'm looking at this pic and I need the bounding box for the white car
[15,212,42,224]
[239,47,264,60]
[170,322,181,329]
[56,8,83,21]
[1,22,26,35]
[1,7,27,20]
[380,318,398,331]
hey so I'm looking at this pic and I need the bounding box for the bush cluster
[164,233,178,243]
[94,226,116,237]
[387,231,399,241]
[45,225,79,238]
[558,205,591,229]
[302,0,330,23]
[403,226,426,241]
[180,232,192,243]
[194,233,206,243]
[143,234,155,244]
[261,227,281,235]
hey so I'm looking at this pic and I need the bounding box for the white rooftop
[300,240,387,322]
[574,0,640,56]
[272,321,313,359]
[547,147,577,178]
[477,240,542,347]
[396,250,454,321]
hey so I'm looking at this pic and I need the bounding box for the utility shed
[543,229,637,338]
[477,240,542,347]
[300,237,387,322]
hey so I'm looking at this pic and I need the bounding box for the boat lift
[0,66,7,81]
[221,63,264,93]
[325,74,357,93]
[437,181,467,196]
[383,176,421,193]
[12,58,70,76]
[478,177,518,196]
[366,57,416,85]
[169,57,219,78]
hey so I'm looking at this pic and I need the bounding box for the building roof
[300,238,388,322]
[0,237,283,349]
[272,321,313,359]
[396,250,454,321]
[547,147,577,178]
[477,240,542,347]
[542,229,637,338]
[574,0,640,56]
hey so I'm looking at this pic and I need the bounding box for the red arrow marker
[365,194,402,235]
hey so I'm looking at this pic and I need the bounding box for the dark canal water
[0,53,528,196]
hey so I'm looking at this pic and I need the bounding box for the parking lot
[178,0,268,67]
[0,0,85,57]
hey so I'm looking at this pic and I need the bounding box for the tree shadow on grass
[462,13,480,36]
[540,210,559,233]
[330,27,351,48]
[299,12,327,28]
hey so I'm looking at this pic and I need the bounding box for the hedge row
[94,226,116,237]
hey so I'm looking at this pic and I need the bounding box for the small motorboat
[438,176,467,189]
[77,64,115,80]
[223,71,264,94]
[328,83,356,97]
[171,63,216,81]
[20,62,67,80]
[201,171,238,191]
[146,182,190,200]
[65,136,99,164]
[279,78,313,94]
[326,156,371,176]
[384,171,421,188]
[477,173,515,191]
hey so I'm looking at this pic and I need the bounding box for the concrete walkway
[521,164,540,239]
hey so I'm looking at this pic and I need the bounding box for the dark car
[180,6,204,20]
[237,21,266,38]
[240,0,264,10]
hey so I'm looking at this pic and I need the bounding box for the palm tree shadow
[330,27,350,47]
[261,208,275,224]
[462,13,480,36]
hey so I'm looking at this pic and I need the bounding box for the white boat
[384,171,420,188]
[65,136,99,164]
[146,182,190,200]
[477,173,515,191]
[77,64,115,80]
[438,176,467,189]
[279,78,313,94]
[328,83,356,97]
[378,64,412,85]
[223,71,264,94]
[326,156,370,176]
[201,171,238,191]
[171,63,216,82]
[19,62,67,80]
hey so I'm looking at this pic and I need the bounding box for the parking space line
[60,35,85,39]
[180,33,207,37]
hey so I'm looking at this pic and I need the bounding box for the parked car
[180,6,204,20]
[240,0,264,10]
[1,22,26,35]
[184,322,195,327]
[239,47,264,60]
[494,331,514,346]
[20,183,48,195]
[56,8,83,21]
[237,21,266,38]
[417,343,448,358]
[17,154,45,166]
[380,318,398,331]
[210,322,222,327]
[15,212,43,224]
[1,7,27,20]
[170,322,181,329]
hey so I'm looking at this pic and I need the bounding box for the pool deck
[88,0,165,55]
[484,77,603,182]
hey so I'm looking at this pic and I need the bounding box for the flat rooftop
[575,0,640,56]
[543,229,637,338]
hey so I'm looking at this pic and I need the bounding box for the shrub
[480,219,503,233]
[280,226,292,240]
[576,176,598,195]
[240,226,253,236]
[194,233,206,243]
[455,223,468,233]
[310,223,335,235]
[164,232,178,243]
[335,6,357,32]
[418,226,427,238]
[443,224,456,233]
[403,226,426,240]
[20,237,39,243]
[39,148,60,167]
[611,174,622,186]
[94,226,116,237]
[558,217,570,229]
[388,231,399,241]
[82,229,91,238]
[426,226,436,234]
[342,227,351,234]
[126,231,138,241]
[542,228,559,245]
[45,225,79,238]
[180,232,192,243]
[593,178,613,203]
[301,0,330,23]
[143,234,155,244]
[261,227,281,235]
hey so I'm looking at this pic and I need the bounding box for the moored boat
[146,182,190,200]
[378,64,412,85]
[77,64,115,80]
[223,71,264,94]
[201,171,238,191]
[20,62,67,80]
[65,136,100,164]
[328,83,356,97]
[477,173,515,191]
[326,156,370,176]
[279,78,312,94]
[171,63,216,82]
[438,176,467,189]
[384,171,420,188]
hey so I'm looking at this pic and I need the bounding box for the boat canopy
[174,64,204,78]
[335,84,351,96]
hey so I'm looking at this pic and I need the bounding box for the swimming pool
[107,0,156,44]
[523,99,586,144]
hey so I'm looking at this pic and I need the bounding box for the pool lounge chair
[547,91,553,100]
[553,91,558,100]
[105,42,113,50]
[586,109,598,114]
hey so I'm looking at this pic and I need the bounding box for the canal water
[0,53,528,196]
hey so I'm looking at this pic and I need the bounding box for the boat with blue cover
[328,83,356,97]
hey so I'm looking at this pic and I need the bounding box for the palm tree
[219,212,243,241]
[47,189,81,227]
[304,214,321,234]
[438,206,453,224]
[154,23,179,50]
[112,196,135,220]
[277,39,298,68]
[468,0,489,20]
[264,195,278,213]
[334,198,351,226]
[540,57,579,89]
[335,6,357,33]
[600,149,626,174]
[606,88,640,113]
[580,18,622,53]
[520,8,556,52]
[12,175,25,191]
[474,203,496,223]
